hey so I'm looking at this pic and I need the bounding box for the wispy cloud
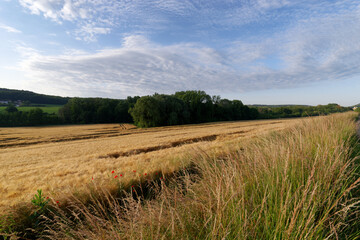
[0,23,21,33]
[17,0,297,41]
[75,24,111,42]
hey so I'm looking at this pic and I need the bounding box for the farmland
[1,113,359,239]
[0,118,297,212]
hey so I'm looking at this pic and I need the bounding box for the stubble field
[0,118,300,212]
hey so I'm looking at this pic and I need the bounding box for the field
[1,113,359,239]
[0,118,298,212]
[0,105,62,114]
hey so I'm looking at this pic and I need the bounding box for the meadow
[1,113,359,239]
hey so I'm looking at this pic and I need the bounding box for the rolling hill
[0,88,69,105]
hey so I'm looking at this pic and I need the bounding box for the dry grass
[0,118,297,212]
[43,112,360,239]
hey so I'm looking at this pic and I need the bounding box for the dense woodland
[58,91,258,127]
[0,88,354,127]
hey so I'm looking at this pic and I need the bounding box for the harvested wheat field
[0,118,301,211]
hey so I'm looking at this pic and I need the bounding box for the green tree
[231,100,245,120]
[154,94,189,125]
[174,90,213,123]
[129,96,162,127]
[27,108,43,125]
[5,104,18,113]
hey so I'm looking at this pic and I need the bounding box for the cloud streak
[0,23,21,33]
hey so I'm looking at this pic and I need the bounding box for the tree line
[256,104,351,119]
[0,90,353,127]
[0,106,61,127]
[58,97,139,124]
[57,91,258,127]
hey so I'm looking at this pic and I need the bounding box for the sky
[0,0,359,106]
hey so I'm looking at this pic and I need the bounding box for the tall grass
[42,113,360,239]
[5,112,360,239]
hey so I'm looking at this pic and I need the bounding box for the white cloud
[60,0,76,21]
[18,0,116,40]
[0,23,22,33]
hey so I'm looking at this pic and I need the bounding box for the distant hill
[249,104,310,108]
[0,88,69,105]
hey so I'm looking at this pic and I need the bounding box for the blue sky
[0,0,359,106]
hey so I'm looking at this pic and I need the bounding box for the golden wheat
[44,112,359,239]
[0,118,302,212]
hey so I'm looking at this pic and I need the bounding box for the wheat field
[43,112,359,239]
[0,118,301,212]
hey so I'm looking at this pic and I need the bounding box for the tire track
[99,130,254,159]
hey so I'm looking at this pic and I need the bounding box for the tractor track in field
[99,129,257,159]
